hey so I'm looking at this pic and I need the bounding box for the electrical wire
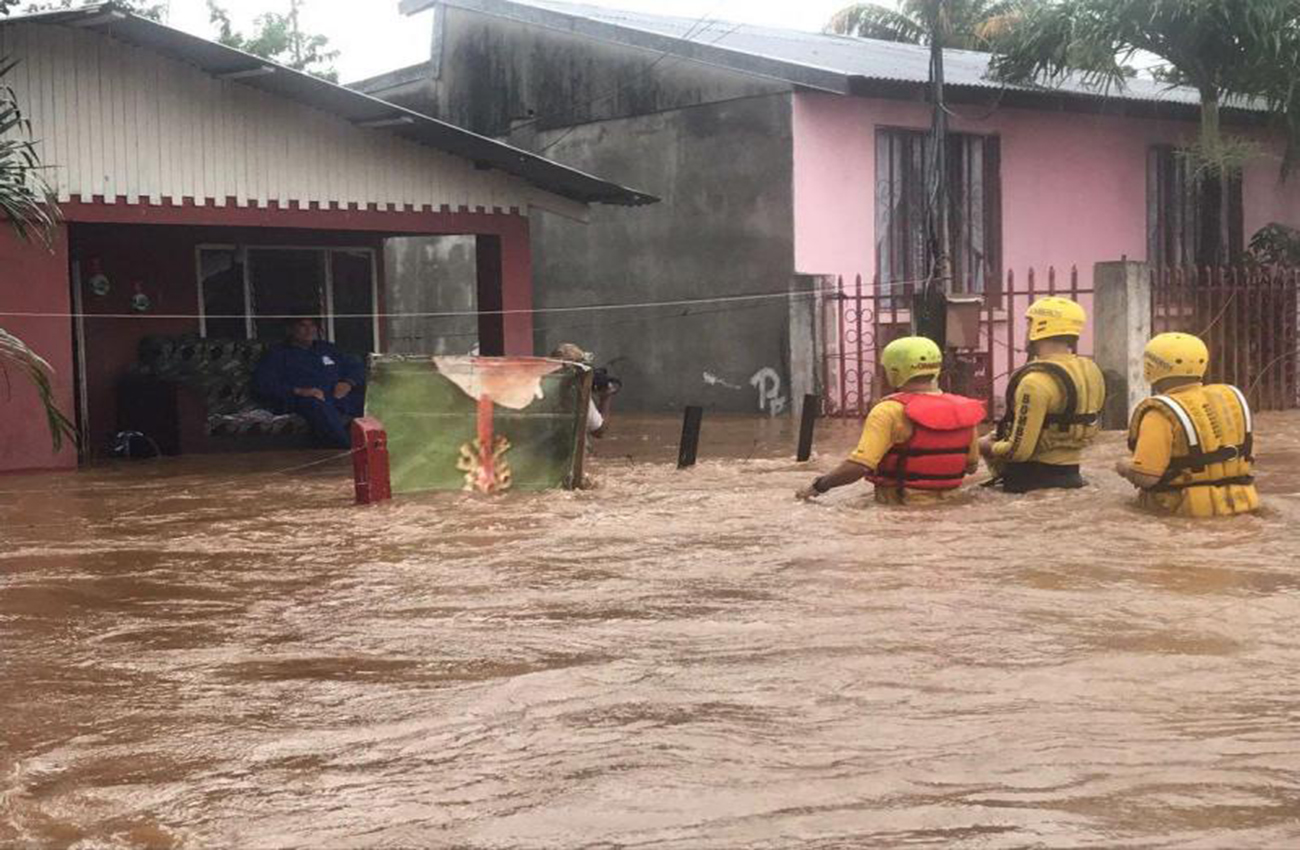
[0,275,943,322]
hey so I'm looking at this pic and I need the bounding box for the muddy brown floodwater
[3,413,1300,849]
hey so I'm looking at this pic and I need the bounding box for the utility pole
[915,0,951,349]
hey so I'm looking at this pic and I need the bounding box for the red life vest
[865,392,987,492]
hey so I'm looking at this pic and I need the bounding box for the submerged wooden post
[796,394,819,462]
[677,406,703,469]
[351,416,392,505]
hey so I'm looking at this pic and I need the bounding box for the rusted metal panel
[1150,265,1299,410]
[823,267,1097,419]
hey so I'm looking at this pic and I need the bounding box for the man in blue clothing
[253,317,366,448]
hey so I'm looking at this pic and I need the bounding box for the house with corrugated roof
[0,3,652,473]
[359,0,1300,415]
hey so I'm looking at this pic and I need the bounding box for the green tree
[826,0,1030,48]
[0,14,76,449]
[988,0,1300,266]
[17,0,166,21]
[207,0,339,83]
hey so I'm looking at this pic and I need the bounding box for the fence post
[677,406,704,469]
[1093,261,1151,429]
[789,276,825,415]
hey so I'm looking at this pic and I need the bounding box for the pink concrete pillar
[498,215,534,356]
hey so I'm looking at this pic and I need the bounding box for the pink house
[370,0,1300,414]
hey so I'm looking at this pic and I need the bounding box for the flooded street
[3,414,1300,848]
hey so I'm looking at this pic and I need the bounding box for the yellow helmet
[1025,296,1087,341]
[1143,332,1209,384]
[881,336,943,389]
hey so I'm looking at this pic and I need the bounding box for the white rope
[0,277,948,322]
[0,286,846,321]
[270,448,358,475]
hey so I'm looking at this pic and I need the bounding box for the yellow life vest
[1127,384,1258,517]
[997,355,1106,455]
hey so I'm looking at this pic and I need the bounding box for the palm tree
[0,54,75,450]
[988,0,1300,267]
[826,0,1030,49]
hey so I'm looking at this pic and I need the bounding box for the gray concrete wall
[370,5,806,413]
[530,93,798,414]
[368,4,786,137]
[383,236,481,355]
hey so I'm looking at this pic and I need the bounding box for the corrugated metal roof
[407,0,1248,112]
[1,3,657,207]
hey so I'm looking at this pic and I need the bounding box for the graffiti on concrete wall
[750,367,787,416]
[702,371,742,390]
[700,367,788,416]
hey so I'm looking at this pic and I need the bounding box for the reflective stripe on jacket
[1128,384,1254,489]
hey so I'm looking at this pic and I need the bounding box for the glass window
[1147,146,1244,268]
[330,250,377,359]
[875,129,1002,297]
[248,249,328,344]
[198,245,378,354]
[198,248,247,340]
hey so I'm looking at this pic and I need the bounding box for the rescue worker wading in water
[979,296,1106,492]
[1116,332,1259,517]
[797,336,986,505]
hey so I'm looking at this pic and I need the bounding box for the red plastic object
[350,417,392,505]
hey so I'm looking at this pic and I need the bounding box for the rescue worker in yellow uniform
[979,296,1107,492]
[797,336,986,505]
[1116,332,1259,517]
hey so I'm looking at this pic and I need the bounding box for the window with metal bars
[874,128,1002,299]
[1146,146,1244,268]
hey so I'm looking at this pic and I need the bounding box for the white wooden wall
[0,22,560,215]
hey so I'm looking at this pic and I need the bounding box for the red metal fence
[1151,266,1300,411]
[822,268,1094,419]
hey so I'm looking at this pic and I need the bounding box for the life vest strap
[1146,389,1254,487]
[1151,475,1255,493]
[1166,443,1252,473]
[1044,412,1098,426]
[895,446,970,458]
[897,471,967,482]
[998,361,1085,437]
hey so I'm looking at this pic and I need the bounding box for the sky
[159,0,859,83]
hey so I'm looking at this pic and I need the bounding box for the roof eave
[1,3,656,207]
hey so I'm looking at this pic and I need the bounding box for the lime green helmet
[881,336,943,389]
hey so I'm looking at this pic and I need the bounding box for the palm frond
[826,3,927,44]
[0,327,77,452]
[0,74,57,245]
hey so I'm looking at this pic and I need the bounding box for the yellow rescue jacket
[993,354,1106,465]
[1126,383,1259,517]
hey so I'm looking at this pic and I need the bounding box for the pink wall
[792,91,1300,285]
[0,224,77,473]
[792,95,876,283]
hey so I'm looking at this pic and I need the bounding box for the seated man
[253,317,365,448]
[797,336,985,505]
[551,343,607,438]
